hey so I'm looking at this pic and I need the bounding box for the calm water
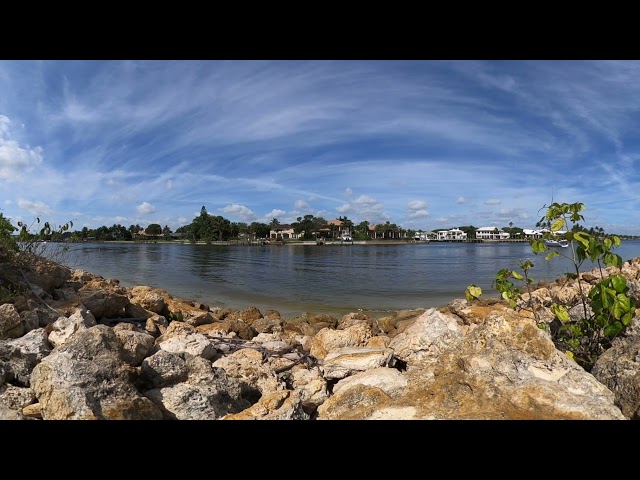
[51,240,640,319]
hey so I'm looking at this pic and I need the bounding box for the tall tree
[250,222,270,239]
[129,224,142,236]
[211,215,230,241]
[146,224,162,236]
[356,220,370,235]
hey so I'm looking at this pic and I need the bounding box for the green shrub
[466,201,634,372]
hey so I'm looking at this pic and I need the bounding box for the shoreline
[52,238,533,246]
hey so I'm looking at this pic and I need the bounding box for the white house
[522,228,566,239]
[475,227,510,240]
[436,228,467,241]
[269,224,301,240]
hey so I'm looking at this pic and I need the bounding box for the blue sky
[1,60,639,234]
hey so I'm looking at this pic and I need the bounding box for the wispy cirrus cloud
[2,60,640,234]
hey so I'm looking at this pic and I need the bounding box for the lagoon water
[54,240,640,319]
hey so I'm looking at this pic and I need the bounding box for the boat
[544,239,569,248]
[413,232,431,242]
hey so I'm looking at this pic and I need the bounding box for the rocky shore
[1,251,640,420]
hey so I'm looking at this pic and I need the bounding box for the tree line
[3,205,635,244]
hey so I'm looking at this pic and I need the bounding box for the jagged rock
[128,286,166,314]
[0,303,23,339]
[47,306,97,348]
[155,321,218,359]
[30,325,163,420]
[592,326,640,420]
[144,356,250,420]
[78,286,130,319]
[309,323,374,360]
[224,306,263,325]
[140,350,189,389]
[222,390,310,420]
[0,383,36,410]
[112,322,156,366]
[0,328,52,387]
[322,347,395,380]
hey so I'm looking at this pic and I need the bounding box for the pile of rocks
[1,255,639,420]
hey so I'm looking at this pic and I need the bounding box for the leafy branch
[466,201,635,372]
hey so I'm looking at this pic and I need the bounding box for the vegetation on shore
[466,201,634,372]
[6,204,639,245]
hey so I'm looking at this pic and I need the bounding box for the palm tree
[269,218,282,240]
[356,220,370,237]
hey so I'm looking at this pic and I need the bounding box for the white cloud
[407,200,427,210]
[344,187,352,197]
[409,209,430,219]
[264,209,286,220]
[484,198,501,205]
[220,204,257,221]
[353,195,378,206]
[0,115,10,136]
[0,116,44,182]
[294,199,310,209]
[136,202,156,214]
[456,196,465,204]
[336,204,353,214]
[165,179,173,190]
[17,199,53,216]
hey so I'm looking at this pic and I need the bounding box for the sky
[1,60,640,235]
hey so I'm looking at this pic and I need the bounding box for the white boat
[544,239,569,248]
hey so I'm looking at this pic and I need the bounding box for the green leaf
[610,275,627,293]
[621,311,634,326]
[531,240,545,254]
[551,303,570,322]
[573,231,590,248]
[604,322,623,338]
[613,292,632,315]
[465,285,482,301]
[551,219,565,232]
[512,271,523,280]
[545,251,559,261]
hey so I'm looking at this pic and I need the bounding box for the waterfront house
[475,227,510,240]
[269,224,301,240]
[522,228,566,240]
[436,228,468,241]
[317,219,351,240]
[523,228,544,239]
